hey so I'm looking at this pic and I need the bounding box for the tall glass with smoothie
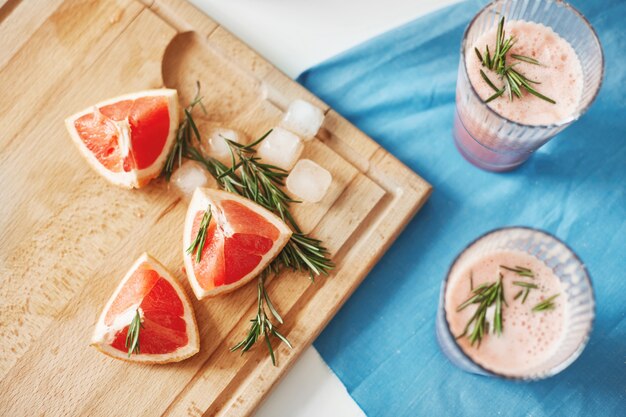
[453,0,603,172]
[436,227,594,379]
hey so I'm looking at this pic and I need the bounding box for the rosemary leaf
[501,274,508,307]
[485,88,505,104]
[475,48,484,66]
[501,265,535,278]
[519,81,557,104]
[507,72,523,98]
[480,69,500,93]
[504,76,513,101]
[162,81,207,180]
[264,332,276,366]
[472,282,490,294]
[494,278,503,335]
[263,283,283,325]
[532,294,560,312]
[501,36,516,56]
[186,204,212,263]
[513,281,538,304]
[513,281,538,289]
[185,109,201,143]
[457,292,486,312]
[272,328,293,349]
[125,309,142,357]
[511,53,541,65]
[494,17,504,70]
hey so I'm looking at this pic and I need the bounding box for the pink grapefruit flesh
[183,189,292,299]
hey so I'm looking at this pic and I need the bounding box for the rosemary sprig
[125,309,142,357]
[199,133,334,280]
[162,85,334,365]
[456,274,506,346]
[219,133,299,229]
[162,82,207,180]
[513,280,538,304]
[500,265,534,278]
[511,54,541,65]
[477,16,555,104]
[532,294,559,312]
[513,281,538,289]
[186,204,212,263]
[230,271,293,365]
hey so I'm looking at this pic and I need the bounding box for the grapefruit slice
[91,253,199,363]
[65,89,179,188]
[183,188,292,300]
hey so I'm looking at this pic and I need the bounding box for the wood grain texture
[0,0,432,416]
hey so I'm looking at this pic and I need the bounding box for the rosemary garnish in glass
[475,16,556,104]
[186,204,212,263]
[512,280,538,304]
[532,294,559,312]
[162,84,333,365]
[500,264,534,278]
[125,309,142,357]
[456,273,507,347]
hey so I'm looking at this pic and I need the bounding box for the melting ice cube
[286,159,332,203]
[257,127,303,171]
[170,160,216,198]
[202,127,246,165]
[280,99,325,141]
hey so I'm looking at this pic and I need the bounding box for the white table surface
[188,1,459,415]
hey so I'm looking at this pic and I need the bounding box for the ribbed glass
[453,0,604,171]
[436,227,595,380]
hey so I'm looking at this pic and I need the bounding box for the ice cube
[170,160,216,198]
[257,127,303,171]
[280,99,325,141]
[286,159,332,203]
[202,127,246,165]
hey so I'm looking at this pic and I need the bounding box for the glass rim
[441,226,596,381]
[460,0,605,130]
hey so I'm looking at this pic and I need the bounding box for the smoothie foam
[445,250,566,377]
[466,20,584,125]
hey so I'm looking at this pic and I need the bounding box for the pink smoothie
[466,20,584,125]
[444,250,566,377]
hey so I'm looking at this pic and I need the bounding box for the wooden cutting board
[0,0,431,415]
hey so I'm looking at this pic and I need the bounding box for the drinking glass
[436,227,595,380]
[453,0,604,172]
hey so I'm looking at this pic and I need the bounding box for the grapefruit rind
[91,253,199,364]
[65,89,179,189]
[183,188,293,300]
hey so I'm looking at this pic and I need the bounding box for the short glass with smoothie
[436,227,594,380]
[453,0,603,171]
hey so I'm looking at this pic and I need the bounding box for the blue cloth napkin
[298,1,626,415]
